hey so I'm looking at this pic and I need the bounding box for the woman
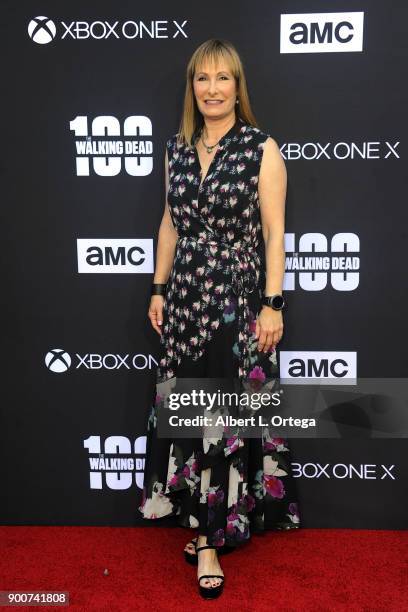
[138,39,301,599]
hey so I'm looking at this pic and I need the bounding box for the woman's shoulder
[242,122,274,144]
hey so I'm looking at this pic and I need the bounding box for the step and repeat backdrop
[2,1,407,529]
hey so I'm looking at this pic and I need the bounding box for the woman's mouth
[205,100,223,105]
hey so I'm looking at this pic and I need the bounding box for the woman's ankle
[197,534,208,546]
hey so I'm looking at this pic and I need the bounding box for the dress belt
[177,234,261,379]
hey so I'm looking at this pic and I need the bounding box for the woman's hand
[148,295,164,335]
[255,306,284,352]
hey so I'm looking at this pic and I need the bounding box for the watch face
[272,295,284,309]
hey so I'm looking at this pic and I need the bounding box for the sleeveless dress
[138,117,301,549]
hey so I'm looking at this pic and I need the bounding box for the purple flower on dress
[249,366,266,383]
[264,474,285,499]
[289,502,299,519]
[264,437,288,452]
[213,529,225,546]
[168,474,179,487]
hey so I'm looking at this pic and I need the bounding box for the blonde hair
[177,39,259,147]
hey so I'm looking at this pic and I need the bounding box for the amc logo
[280,351,357,381]
[280,12,364,53]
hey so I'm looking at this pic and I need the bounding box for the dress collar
[192,116,244,149]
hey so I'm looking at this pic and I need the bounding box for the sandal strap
[196,544,216,552]
[199,574,224,582]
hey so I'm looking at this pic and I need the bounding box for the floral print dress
[138,117,301,548]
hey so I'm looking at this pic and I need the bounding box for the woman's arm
[148,150,178,335]
[153,149,179,284]
[256,137,287,351]
[259,137,287,295]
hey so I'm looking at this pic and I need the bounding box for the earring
[236,98,239,104]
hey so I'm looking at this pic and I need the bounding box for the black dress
[138,117,301,548]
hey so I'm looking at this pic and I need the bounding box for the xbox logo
[45,349,71,373]
[28,16,56,44]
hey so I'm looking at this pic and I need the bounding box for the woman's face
[193,58,237,122]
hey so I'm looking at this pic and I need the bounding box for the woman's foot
[184,536,198,557]
[183,537,198,564]
[196,535,224,590]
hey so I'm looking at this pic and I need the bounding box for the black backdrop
[2,1,407,529]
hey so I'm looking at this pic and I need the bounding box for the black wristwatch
[261,294,285,310]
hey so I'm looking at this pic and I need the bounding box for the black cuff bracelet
[151,283,167,296]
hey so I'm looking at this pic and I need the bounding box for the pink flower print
[226,521,235,535]
[250,175,259,185]
[210,179,219,191]
[249,318,257,334]
[249,365,266,383]
[229,195,238,207]
[208,257,216,268]
[182,465,190,477]
[244,148,253,159]
[168,474,179,486]
[196,267,205,276]
[237,162,246,174]
[227,231,235,241]
[208,215,215,225]
[201,314,210,326]
[209,244,218,256]
[216,218,226,228]
[204,278,214,290]
[208,491,217,507]
[177,184,186,195]
[228,152,238,161]
[242,207,250,218]
[226,436,240,453]
[186,171,194,183]
[237,180,245,192]
[264,474,285,499]
[214,284,225,295]
[192,301,201,311]
[189,336,199,346]
[220,182,230,192]
[202,293,210,303]
[210,320,220,330]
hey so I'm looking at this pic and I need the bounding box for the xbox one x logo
[45,349,71,373]
[28,16,56,44]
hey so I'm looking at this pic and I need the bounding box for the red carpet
[0,526,406,611]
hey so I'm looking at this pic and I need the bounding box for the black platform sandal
[196,544,225,599]
[184,538,234,566]
[183,537,198,565]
